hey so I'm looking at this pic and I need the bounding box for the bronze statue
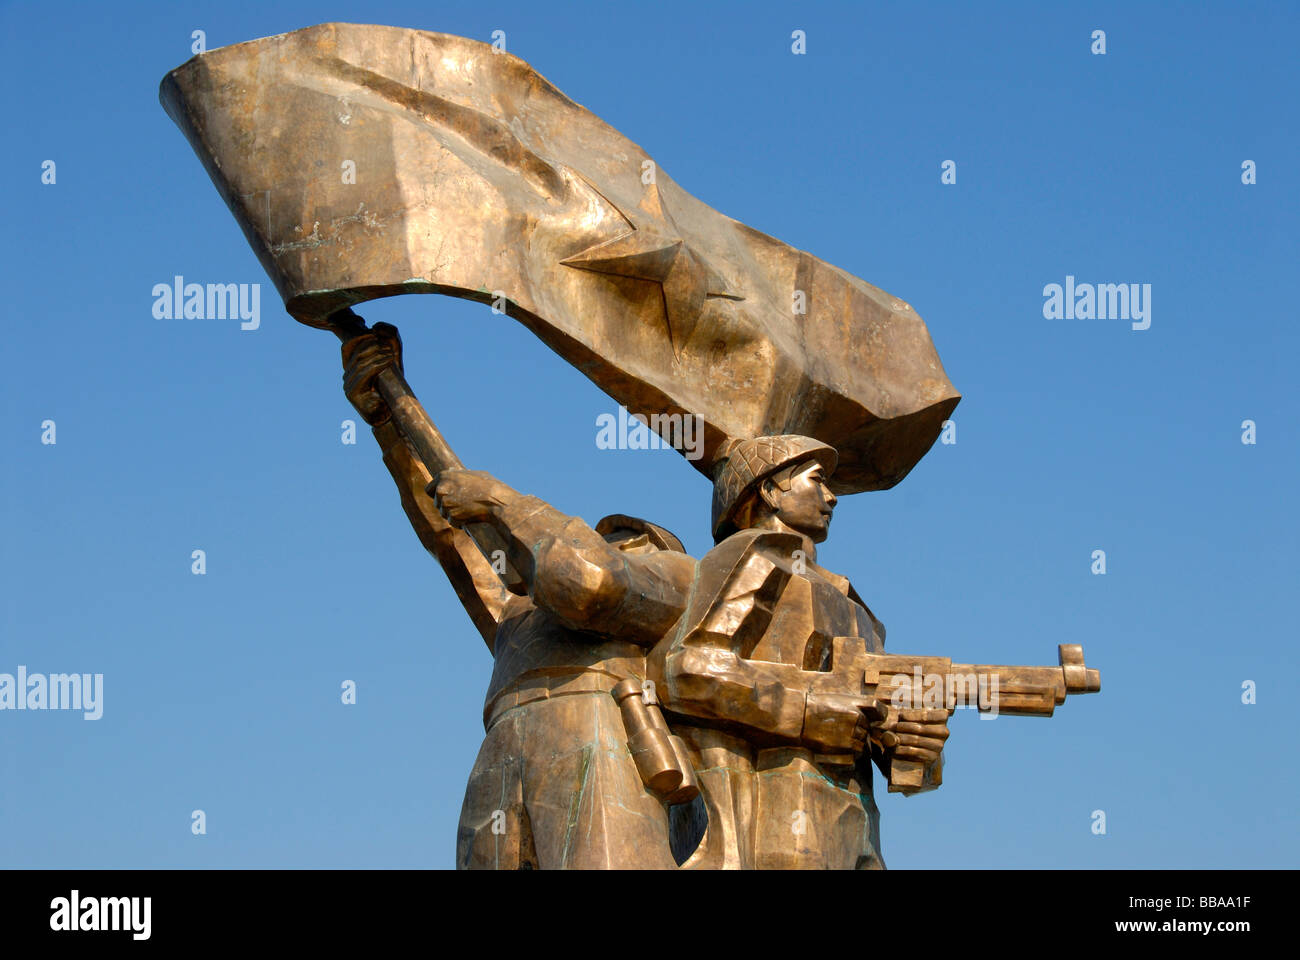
[343,322,697,868]
[648,436,943,868]
[340,324,1097,869]
[162,23,1102,869]
[343,328,936,869]
[647,436,1097,867]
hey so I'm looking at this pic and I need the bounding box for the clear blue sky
[2,0,1296,868]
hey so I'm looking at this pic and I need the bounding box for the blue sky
[2,0,1297,868]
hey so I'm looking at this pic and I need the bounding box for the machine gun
[808,641,1101,793]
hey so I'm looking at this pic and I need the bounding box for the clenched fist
[803,692,888,755]
[341,320,403,425]
[871,706,950,767]
[427,469,513,528]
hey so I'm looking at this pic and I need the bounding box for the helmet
[711,435,838,542]
[595,514,686,554]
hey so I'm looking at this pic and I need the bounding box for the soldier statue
[163,21,1100,871]
[649,436,950,868]
[343,325,949,870]
[343,323,695,868]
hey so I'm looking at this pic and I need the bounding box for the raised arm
[342,323,510,649]
[430,470,694,646]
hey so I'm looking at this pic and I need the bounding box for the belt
[484,668,627,730]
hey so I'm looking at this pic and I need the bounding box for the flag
[161,22,959,491]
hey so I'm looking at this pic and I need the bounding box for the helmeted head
[596,513,686,555]
[711,435,839,543]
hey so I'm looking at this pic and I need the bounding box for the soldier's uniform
[648,436,890,869]
[455,503,696,870]
[373,420,696,868]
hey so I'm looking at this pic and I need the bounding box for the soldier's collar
[805,558,852,598]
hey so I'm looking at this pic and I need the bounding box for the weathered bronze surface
[160,22,959,491]
[162,24,1101,869]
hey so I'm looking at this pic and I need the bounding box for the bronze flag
[160,22,959,491]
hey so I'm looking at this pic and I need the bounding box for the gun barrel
[1058,642,1102,694]
[863,645,1101,717]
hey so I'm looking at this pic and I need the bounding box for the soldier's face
[770,460,837,542]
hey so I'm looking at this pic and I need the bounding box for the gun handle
[887,755,943,795]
